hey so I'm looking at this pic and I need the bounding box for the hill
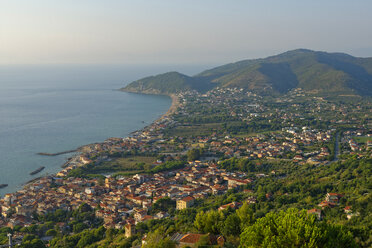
[123,49,372,96]
[121,71,212,95]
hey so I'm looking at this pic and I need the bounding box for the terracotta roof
[179,233,202,244]
[327,193,343,197]
[307,208,321,213]
[181,196,194,202]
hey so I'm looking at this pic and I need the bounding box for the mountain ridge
[122,49,372,96]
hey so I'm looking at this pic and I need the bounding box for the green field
[233,130,281,138]
[353,136,372,144]
[165,123,223,137]
[99,156,156,172]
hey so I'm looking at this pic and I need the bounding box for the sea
[0,64,209,197]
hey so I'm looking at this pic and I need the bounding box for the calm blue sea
[0,64,209,196]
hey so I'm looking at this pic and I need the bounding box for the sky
[1,0,372,65]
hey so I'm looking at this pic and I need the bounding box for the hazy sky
[1,0,372,65]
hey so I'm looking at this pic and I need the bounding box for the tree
[187,148,202,161]
[73,222,87,233]
[46,229,57,237]
[236,202,254,229]
[194,210,224,234]
[20,234,46,248]
[142,227,176,248]
[222,214,241,237]
[239,208,357,248]
[151,197,176,214]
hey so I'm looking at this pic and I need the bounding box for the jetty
[30,166,45,175]
[0,184,8,189]
[37,149,77,156]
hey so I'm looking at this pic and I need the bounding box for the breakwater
[37,149,77,156]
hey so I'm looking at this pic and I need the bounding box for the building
[307,208,322,220]
[125,223,135,238]
[325,193,343,203]
[176,196,195,210]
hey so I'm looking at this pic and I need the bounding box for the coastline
[119,89,179,118]
[162,94,179,118]
[4,90,178,197]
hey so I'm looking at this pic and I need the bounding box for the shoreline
[162,94,179,118]
[3,91,178,197]
[119,90,180,122]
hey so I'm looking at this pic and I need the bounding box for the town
[0,88,371,247]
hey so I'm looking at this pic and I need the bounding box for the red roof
[181,196,194,202]
[307,208,321,214]
[328,193,343,197]
[142,215,153,221]
[180,233,202,244]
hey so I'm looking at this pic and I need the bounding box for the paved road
[332,132,340,162]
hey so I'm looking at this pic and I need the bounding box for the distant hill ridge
[122,49,372,96]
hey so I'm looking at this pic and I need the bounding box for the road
[332,132,340,162]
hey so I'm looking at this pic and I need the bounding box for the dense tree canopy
[239,208,357,248]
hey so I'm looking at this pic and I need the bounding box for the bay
[0,64,209,196]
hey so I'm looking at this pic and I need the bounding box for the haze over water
[0,64,207,196]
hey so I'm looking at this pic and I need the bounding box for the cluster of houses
[189,128,333,164]
[0,162,251,232]
[175,90,339,163]
[307,192,359,221]
[343,130,372,152]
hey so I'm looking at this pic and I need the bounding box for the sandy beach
[162,94,180,118]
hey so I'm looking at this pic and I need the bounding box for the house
[134,209,147,222]
[293,155,303,161]
[325,193,343,203]
[344,206,359,220]
[154,211,169,219]
[218,202,241,211]
[307,208,322,220]
[176,196,195,210]
[227,178,251,189]
[318,201,337,209]
[344,206,352,214]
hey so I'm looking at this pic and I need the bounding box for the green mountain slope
[197,49,372,95]
[123,49,372,96]
[122,71,212,94]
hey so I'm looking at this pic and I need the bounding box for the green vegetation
[122,71,212,94]
[0,227,11,245]
[20,234,46,248]
[150,197,176,215]
[125,49,372,96]
[187,148,203,161]
[199,49,372,95]
[142,227,176,248]
[353,136,372,144]
[99,156,156,173]
[50,226,106,248]
[240,208,357,248]
[67,159,186,178]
